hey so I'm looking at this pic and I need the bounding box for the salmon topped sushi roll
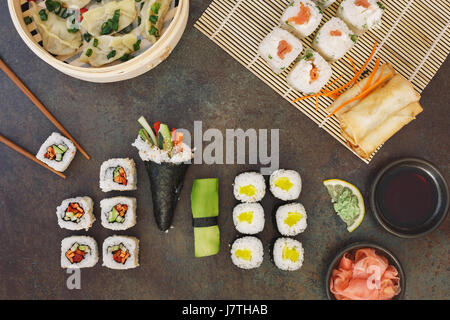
[258,27,303,74]
[337,0,385,34]
[281,0,323,38]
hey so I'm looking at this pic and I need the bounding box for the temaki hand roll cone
[132,116,193,231]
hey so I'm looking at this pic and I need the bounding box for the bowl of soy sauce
[370,158,449,238]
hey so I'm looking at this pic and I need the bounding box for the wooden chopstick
[0,58,90,160]
[0,133,66,179]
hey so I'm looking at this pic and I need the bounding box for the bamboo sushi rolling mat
[195,0,450,163]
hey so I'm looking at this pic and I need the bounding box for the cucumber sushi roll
[258,27,303,74]
[315,0,336,8]
[312,17,357,61]
[337,0,385,35]
[56,196,95,231]
[99,158,137,192]
[281,0,323,38]
[61,236,98,269]
[269,169,302,200]
[233,172,266,203]
[276,203,308,236]
[230,236,264,269]
[287,49,332,94]
[273,238,304,271]
[36,132,76,172]
[102,235,139,270]
[132,117,193,231]
[232,203,265,235]
[100,197,137,230]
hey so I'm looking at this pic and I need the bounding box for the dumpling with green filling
[30,2,82,55]
[79,33,138,67]
[80,0,137,36]
[140,0,173,43]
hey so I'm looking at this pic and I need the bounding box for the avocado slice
[108,207,119,222]
[113,166,121,179]
[55,153,63,162]
[138,116,157,145]
[115,215,124,223]
[53,145,64,154]
[158,123,173,152]
[139,128,154,146]
[57,144,68,152]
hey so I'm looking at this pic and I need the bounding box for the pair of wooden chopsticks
[0,58,90,179]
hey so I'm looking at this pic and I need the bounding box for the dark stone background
[0,1,448,299]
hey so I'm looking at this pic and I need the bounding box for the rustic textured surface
[0,1,448,300]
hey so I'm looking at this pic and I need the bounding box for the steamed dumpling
[140,0,172,43]
[81,0,137,36]
[30,2,82,55]
[61,0,91,8]
[79,33,138,66]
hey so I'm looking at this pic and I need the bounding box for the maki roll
[258,27,304,74]
[102,235,139,269]
[233,172,266,203]
[337,0,385,35]
[269,169,302,201]
[315,0,337,8]
[312,17,357,61]
[232,203,265,235]
[132,116,193,231]
[273,238,304,271]
[287,49,332,94]
[100,197,137,230]
[276,203,308,236]
[56,196,95,231]
[230,236,264,269]
[99,158,137,192]
[36,132,76,172]
[281,0,323,38]
[61,236,98,268]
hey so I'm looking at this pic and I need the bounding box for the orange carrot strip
[361,58,381,92]
[327,72,392,118]
[348,58,358,74]
[374,64,385,83]
[315,95,319,110]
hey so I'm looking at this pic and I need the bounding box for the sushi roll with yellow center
[269,169,302,200]
[276,203,307,236]
[281,0,323,38]
[273,238,304,271]
[233,203,265,235]
[233,172,266,203]
[231,236,264,269]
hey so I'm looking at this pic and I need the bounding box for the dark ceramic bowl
[370,158,449,238]
[326,243,405,300]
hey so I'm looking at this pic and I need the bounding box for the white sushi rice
[230,236,264,269]
[287,49,332,94]
[337,0,385,34]
[312,17,356,61]
[102,235,139,270]
[36,132,77,172]
[269,169,302,200]
[258,27,303,74]
[61,236,99,269]
[99,158,137,192]
[276,203,308,236]
[233,172,266,203]
[132,135,193,164]
[100,197,137,230]
[315,0,336,8]
[273,237,304,271]
[56,196,95,231]
[281,0,323,38]
[233,203,265,235]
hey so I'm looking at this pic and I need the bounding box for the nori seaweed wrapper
[144,160,189,231]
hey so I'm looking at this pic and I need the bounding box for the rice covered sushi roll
[337,0,385,35]
[61,236,98,269]
[230,236,264,269]
[269,169,302,200]
[287,49,332,94]
[233,172,266,203]
[100,197,137,230]
[258,27,303,74]
[281,0,323,38]
[102,235,139,269]
[276,203,307,236]
[315,0,336,8]
[56,196,95,231]
[36,132,76,172]
[312,17,357,61]
[273,237,304,271]
[99,158,137,192]
[233,203,265,235]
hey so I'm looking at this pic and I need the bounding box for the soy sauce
[375,167,439,230]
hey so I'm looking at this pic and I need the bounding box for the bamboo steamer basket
[8,0,189,83]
